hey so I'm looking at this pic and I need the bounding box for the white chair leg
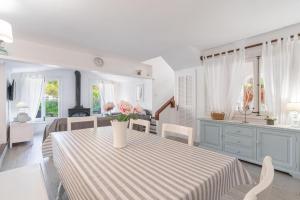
[188,133,195,146]
[56,182,65,200]
[188,136,193,146]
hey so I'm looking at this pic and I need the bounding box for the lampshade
[286,102,300,112]
[16,102,29,109]
[0,19,13,43]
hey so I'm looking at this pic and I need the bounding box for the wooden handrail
[154,96,175,120]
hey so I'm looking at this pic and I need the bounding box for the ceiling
[5,60,60,73]
[1,0,300,61]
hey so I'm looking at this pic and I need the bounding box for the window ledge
[232,112,266,124]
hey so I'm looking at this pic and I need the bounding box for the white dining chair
[221,156,274,200]
[0,165,49,200]
[161,123,194,146]
[67,116,97,131]
[243,156,274,200]
[129,119,150,133]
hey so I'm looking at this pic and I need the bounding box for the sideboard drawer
[224,125,255,137]
[224,144,255,160]
[224,134,253,147]
[200,121,222,150]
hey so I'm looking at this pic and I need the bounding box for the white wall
[4,38,152,78]
[0,62,8,144]
[118,79,152,110]
[10,68,153,119]
[143,57,175,113]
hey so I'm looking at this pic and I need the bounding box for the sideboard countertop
[198,117,300,132]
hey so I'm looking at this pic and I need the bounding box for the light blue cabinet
[199,119,300,178]
[200,121,222,150]
[257,128,296,170]
[223,125,256,161]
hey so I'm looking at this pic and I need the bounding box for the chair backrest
[129,119,150,133]
[0,165,49,200]
[67,116,97,131]
[161,123,194,146]
[243,156,274,200]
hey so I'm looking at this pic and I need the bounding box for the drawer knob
[237,151,240,154]
[237,141,241,143]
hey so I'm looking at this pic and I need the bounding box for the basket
[211,112,225,120]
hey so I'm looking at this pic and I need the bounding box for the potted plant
[111,101,143,148]
[265,114,276,125]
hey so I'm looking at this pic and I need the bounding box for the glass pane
[45,80,59,117]
[236,61,254,111]
[92,85,101,114]
[237,77,255,111]
[36,102,42,118]
[260,77,266,112]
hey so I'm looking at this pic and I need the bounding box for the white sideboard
[199,118,300,178]
[10,122,34,148]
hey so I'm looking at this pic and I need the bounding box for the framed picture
[136,84,144,102]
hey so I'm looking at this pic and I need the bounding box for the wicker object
[211,112,225,120]
[265,118,276,125]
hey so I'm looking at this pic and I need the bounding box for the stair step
[150,131,157,134]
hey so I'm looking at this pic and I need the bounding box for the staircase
[149,118,158,134]
[150,96,176,135]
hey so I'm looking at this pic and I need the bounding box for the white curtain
[203,50,247,118]
[262,36,300,124]
[204,55,229,114]
[12,74,44,120]
[99,81,117,112]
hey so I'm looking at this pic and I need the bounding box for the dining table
[46,127,253,200]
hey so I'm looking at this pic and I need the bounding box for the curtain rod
[200,33,300,61]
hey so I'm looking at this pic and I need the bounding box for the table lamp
[0,19,13,55]
[286,102,300,127]
[14,101,31,122]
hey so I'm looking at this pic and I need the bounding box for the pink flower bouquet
[115,100,143,121]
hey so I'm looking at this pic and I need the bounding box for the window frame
[234,56,266,120]
[36,78,61,120]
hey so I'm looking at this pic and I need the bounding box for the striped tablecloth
[42,136,53,158]
[50,127,252,200]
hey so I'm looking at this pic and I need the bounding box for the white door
[175,69,196,133]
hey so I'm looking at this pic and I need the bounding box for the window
[237,59,266,114]
[242,77,254,109]
[92,84,101,114]
[45,80,59,117]
[36,80,60,119]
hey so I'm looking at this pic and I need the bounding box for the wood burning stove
[68,71,91,117]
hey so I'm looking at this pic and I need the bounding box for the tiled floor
[1,133,300,200]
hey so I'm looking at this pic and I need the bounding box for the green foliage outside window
[46,100,58,117]
[45,80,59,97]
[45,80,59,117]
[92,85,101,114]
